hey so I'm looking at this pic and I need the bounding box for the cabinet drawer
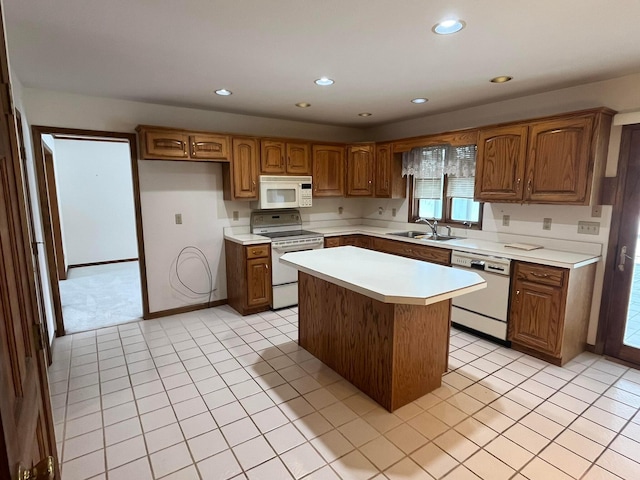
[246,244,270,259]
[515,263,565,287]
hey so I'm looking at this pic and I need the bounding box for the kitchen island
[280,246,485,411]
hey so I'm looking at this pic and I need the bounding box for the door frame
[15,110,52,365]
[42,145,67,281]
[30,127,150,335]
[595,123,640,363]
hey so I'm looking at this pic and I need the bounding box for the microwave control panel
[299,183,313,207]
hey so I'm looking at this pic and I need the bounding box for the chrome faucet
[415,217,438,237]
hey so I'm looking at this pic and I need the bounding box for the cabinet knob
[265,264,269,271]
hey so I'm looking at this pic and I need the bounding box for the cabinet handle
[265,264,269,271]
[252,250,260,255]
[531,272,549,278]
[191,142,196,156]
[527,178,532,192]
[516,178,521,192]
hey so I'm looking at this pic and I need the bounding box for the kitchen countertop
[280,246,486,305]
[224,224,601,269]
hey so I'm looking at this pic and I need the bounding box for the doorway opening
[31,127,149,335]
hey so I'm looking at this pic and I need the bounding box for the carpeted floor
[59,261,143,333]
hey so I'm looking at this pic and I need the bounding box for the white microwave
[258,175,313,209]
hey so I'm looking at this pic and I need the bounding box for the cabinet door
[312,145,345,197]
[525,116,593,204]
[190,134,229,160]
[346,145,374,196]
[260,140,285,174]
[375,143,392,197]
[286,143,311,175]
[509,278,563,355]
[475,125,528,201]
[144,130,189,159]
[246,258,271,307]
[324,237,341,248]
[232,137,259,199]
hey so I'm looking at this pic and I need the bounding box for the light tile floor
[49,305,640,480]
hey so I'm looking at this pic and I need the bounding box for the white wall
[364,73,640,345]
[53,139,137,265]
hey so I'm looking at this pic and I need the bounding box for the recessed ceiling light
[432,19,466,35]
[314,77,335,86]
[490,76,513,83]
[214,88,232,96]
[358,113,372,117]
[411,98,428,104]
[295,102,311,108]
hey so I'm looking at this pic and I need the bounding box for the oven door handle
[273,242,324,254]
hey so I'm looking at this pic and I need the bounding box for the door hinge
[33,323,45,351]
[17,456,55,480]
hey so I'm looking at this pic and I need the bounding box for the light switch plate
[502,215,510,227]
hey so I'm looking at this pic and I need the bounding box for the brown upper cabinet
[374,143,406,198]
[223,137,259,200]
[313,145,345,197]
[137,126,229,161]
[260,140,311,175]
[475,108,614,205]
[346,144,375,196]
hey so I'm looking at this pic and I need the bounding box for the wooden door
[601,124,640,364]
[144,130,189,159]
[231,137,259,199]
[526,116,593,203]
[374,143,391,197]
[509,276,562,356]
[475,125,528,202]
[346,145,374,196]
[43,149,66,281]
[312,145,345,197]
[246,258,271,307]
[286,143,311,175]
[189,133,229,160]
[260,140,285,174]
[0,4,59,478]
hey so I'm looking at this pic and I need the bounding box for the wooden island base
[298,272,451,412]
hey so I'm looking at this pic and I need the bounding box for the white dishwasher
[450,251,512,343]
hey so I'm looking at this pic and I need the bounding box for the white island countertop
[281,246,486,306]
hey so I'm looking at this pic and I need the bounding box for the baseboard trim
[144,299,227,320]
[68,258,138,269]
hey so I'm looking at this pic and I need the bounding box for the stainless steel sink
[389,231,430,239]
[389,231,459,241]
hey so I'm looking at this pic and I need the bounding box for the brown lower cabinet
[225,240,272,315]
[324,235,450,266]
[508,261,596,365]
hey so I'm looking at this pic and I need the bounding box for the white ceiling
[5,0,640,128]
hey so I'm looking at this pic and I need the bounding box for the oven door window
[267,188,296,203]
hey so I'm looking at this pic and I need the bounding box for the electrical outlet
[502,214,510,227]
[543,218,552,230]
[392,208,397,217]
[578,221,600,235]
[338,207,344,214]
[378,207,383,215]
[232,211,239,221]
[175,213,182,224]
[591,205,602,218]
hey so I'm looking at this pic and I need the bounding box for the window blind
[414,178,443,199]
[446,145,476,199]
